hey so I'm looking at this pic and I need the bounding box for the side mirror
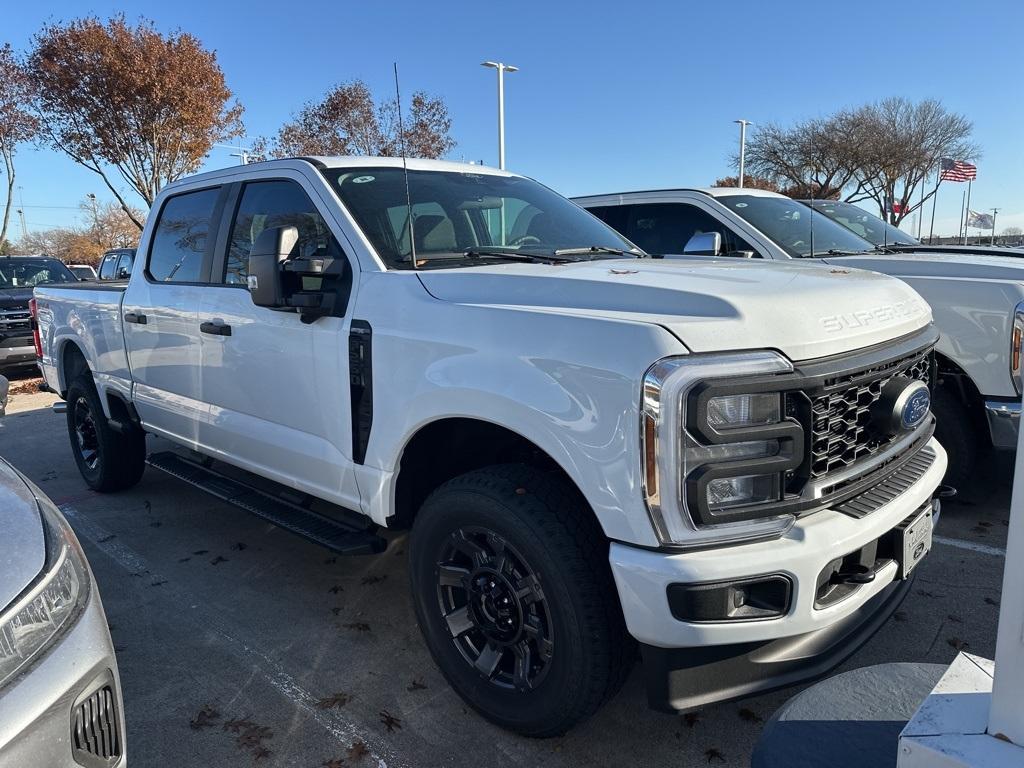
[682,231,722,256]
[248,226,298,307]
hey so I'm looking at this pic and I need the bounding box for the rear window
[147,188,221,282]
[0,259,76,288]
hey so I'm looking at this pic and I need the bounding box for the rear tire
[932,384,986,501]
[66,375,145,492]
[409,464,632,737]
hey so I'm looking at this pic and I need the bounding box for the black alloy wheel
[435,527,554,692]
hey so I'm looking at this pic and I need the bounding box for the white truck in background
[576,188,1024,494]
[33,157,945,735]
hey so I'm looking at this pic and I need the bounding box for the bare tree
[712,175,787,193]
[19,196,141,265]
[1002,226,1023,237]
[28,16,244,229]
[741,98,976,225]
[0,44,38,249]
[853,98,977,224]
[743,111,872,200]
[255,80,455,160]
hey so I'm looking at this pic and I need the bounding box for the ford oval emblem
[901,384,931,430]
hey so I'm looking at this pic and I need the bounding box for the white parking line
[933,535,1006,558]
[61,504,402,768]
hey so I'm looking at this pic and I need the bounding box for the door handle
[200,320,232,337]
[124,312,147,324]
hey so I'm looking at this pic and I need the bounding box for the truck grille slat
[809,351,931,479]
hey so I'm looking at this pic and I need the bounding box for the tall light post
[481,61,518,170]
[991,207,1000,245]
[734,119,753,188]
[86,192,101,244]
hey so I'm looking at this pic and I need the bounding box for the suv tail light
[28,298,42,358]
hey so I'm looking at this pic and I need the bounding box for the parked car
[0,456,125,766]
[575,188,1023,492]
[802,199,1024,258]
[0,255,78,372]
[0,374,7,416]
[34,157,945,735]
[96,249,135,282]
[66,264,98,281]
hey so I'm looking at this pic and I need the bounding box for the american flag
[940,158,977,182]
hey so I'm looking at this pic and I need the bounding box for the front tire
[66,375,146,492]
[932,385,986,500]
[409,465,632,737]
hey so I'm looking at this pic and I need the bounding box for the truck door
[196,176,360,511]
[122,185,226,447]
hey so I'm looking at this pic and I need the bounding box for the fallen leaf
[211,555,228,566]
[705,747,726,763]
[98,534,116,543]
[331,607,342,616]
[379,710,402,732]
[329,585,344,594]
[347,740,369,761]
[344,622,371,632]
[178,557,191,563]
[223,717,258,734]
[316,692,352,709]
[360,575,386,586]
[193,549,209,555]
[407,677,427,691]
[150,579,167,587]
[947,614,963,624]
[253,746,272,761]
[322,760,345,768]
[189,705,221,730]
[892,611,908,622]
[985,597,1000,607]
[683,712,700,728]
[231,542,247,551]
[947,637,969,651]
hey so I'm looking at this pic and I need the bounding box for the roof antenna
[393,62,416,270]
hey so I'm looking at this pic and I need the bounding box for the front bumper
[610,437,945,711]
[984,398,1020,450]
[0,587,125,767]
[0,339,35,368]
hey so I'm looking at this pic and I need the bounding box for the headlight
[0,494,90,690]
[1011,300,1024,395]
[641,352,803,548]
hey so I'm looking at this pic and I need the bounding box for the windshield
[718,195,875,258]
[0,258,77,289]
[324,167,639,269]
[807,200,918,248]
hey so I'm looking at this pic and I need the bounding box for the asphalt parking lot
[1,380,1012,768]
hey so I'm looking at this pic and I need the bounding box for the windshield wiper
[462,248,578,263]
[552,246,641,258]
[824,249,874,256]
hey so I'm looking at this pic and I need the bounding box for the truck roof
[573,187,788,203]
[165,156,515,191]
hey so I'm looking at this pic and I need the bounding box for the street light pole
[990,208,1000,245]
[86,193,100,244]
[734,119,752,188]
[481,61,518,170]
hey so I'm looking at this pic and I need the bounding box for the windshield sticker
[734,202,748,208]
[352,175,375,184]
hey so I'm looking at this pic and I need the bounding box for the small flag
[967,210,994,229]
[940,158,977,182]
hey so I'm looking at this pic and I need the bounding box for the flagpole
[929,165,941,244]
[959,189,967,244]
[963,179,973,245]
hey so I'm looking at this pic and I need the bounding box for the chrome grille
[809,351,931,478]
[0,309,31,332]
[72,684,121,765]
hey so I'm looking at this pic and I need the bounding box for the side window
[585,205,630,238]
[148,188,220,282]
[115,252,134,279]
[225,180,338,284]
[98,253,117,280]
[626,203,758,257]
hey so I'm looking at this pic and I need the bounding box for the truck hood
[824,251,1024,282]
[0,288,33,310]
[888,244,1024,259]
[0,459,46,611]
[417,258,931,361]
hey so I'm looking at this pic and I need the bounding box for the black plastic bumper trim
[639,574,912,713]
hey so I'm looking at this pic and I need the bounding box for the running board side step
[146,451,387,556]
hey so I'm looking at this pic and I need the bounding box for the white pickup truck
[33,157,946,735]
[576,188,1024,493]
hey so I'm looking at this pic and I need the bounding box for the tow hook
[935,485,957,499]
[831,564,876,586]
[51,401,67,415]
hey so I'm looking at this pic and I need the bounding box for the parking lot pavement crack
[60,504,404,768]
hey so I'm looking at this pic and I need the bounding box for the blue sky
[6,0,1023,238]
